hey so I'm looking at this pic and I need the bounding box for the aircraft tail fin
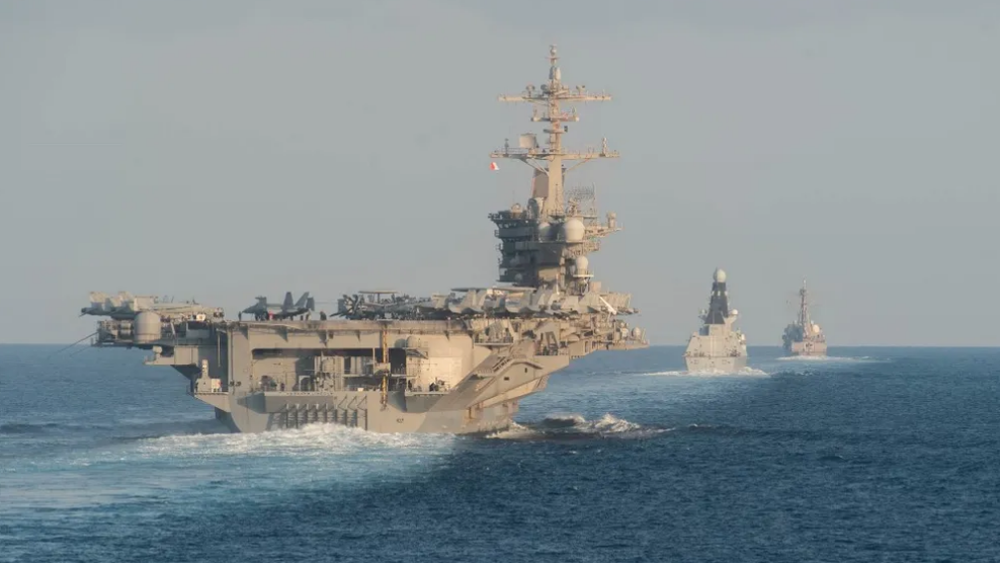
[283,292,294,310]
[295,292,310,309]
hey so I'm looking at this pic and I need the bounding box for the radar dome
[574,256,589,273]
[713,268,727,283]
[537,222,552,240]
[134,311,161,344]
[562,218,586,242]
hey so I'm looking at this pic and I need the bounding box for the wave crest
[0,422,62,435]
[776,356,876,363]
[133,422,454,461]
[643,367,770,377]
[488,413,662,441]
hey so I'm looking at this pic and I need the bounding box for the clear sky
[1,0,997,346]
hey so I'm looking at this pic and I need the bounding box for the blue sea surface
[1,345,998,562]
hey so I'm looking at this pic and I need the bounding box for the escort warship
[683,268,748,373]
[782,280,827,357]
[81,46,647,434]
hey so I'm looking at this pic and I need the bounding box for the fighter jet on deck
[241,292,315,321]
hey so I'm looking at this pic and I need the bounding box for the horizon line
[1,342,996,349]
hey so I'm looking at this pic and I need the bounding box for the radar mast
[798,280,812,329]
[489,46,623,293]
[491,44,619,217]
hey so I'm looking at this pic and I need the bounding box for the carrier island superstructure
[81,46,647,434]
[782,280,827,356]
[683,268,748,373]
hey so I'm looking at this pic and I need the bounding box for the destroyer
[683,268,748,373]
[782,280,827,356]
[81,46,647,434]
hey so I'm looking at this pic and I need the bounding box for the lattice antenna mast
[799,280,811,328]
[491,45,618,216]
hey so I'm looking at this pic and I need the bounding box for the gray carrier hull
[167,318,574,435]
[139,315,645,435]
[199,385,531,435]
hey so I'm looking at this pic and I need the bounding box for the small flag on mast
[490,162,499,171]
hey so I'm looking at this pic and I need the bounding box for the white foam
[1,423,458,511]
[156,426,446,473]
[587,413,645,434]
[644,367,770,377]
[775,355,876,363]
[486,421,535,440]
[488,413,663,440]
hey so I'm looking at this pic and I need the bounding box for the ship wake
[643,367,770,377]
[1,422,458,512]
[776,355,876,363]
[134,422,455,463]
[487,413,665,441]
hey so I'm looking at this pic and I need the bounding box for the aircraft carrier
[683,268,748,373]
[782,280,827,356]
[81,46,647,434]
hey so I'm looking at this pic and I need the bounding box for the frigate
[80,46,647,435]
[683,268,748,373]
[782,280,827,356]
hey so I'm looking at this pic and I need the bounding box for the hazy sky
[2,0,998,346]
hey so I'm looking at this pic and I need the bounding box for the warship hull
[208,393,523,435]
[684,354,748,374]
[125,315,644,435]
[143,319,582,435]
[784,340,828,357]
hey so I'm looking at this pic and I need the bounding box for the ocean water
[1,344,998,562]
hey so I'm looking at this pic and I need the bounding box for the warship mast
[490,45,622,293]
[491,45,618,215]
[798,280,812,329]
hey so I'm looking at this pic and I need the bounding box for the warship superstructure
[782,280,827,356]
[81,46,647,434]
[683,268,748,373]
